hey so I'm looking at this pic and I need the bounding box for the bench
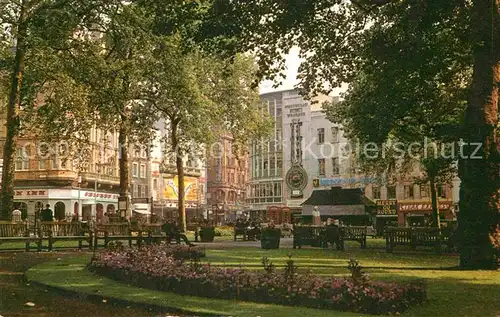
[139,223,170,245]
[385,227,445,254]
[339,226,367,249]
[0,221,40,251]
[94,223,136,248]
[38,222,93,251]
[293,226,327,249]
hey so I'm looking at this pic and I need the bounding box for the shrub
[89,247,426,315]
[214,226,233,237]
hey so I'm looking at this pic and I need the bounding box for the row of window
[131,184,148,198]
[318,158,340,176]
[247,182,283,199]
[371,184,447,200]
[317,127,340,144]
[132,163,147,178]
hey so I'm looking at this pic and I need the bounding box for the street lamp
[77,175,82,221]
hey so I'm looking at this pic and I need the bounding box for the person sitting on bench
[162,220,195,246]
[326,218,342,250]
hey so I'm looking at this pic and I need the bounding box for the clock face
[286,165,308,191]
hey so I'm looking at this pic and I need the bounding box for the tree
[205,0,499,269]
[0,0,105,219]
[142,37,272,231]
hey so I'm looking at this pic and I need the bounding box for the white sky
[258,47,348,96]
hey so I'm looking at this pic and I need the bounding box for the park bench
[385,227,445,254]
[0,221,40,251]
[38,221,93,251]
[139,223,169,245]
[94,223,136,248]
[293,226,327,249]
[339,226,367,250]
[234,223,248,241]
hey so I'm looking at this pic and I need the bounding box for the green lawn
[25,246,500,317]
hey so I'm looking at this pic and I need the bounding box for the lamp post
[78,175,82,221]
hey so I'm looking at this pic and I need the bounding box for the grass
[26,255,356,317]
[25,246,500,317]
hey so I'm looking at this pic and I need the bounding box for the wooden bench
[0,221,40,251]
[385,227,445,254]
[94,223,136,248]
[38,222,93,251]
[339,226,367,249]
[293,226,327,249]
[139,223,169,245]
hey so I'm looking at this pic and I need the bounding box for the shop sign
[398,201,452,212]
[376,200,397,215]
[14,190,48,198]
[83,192,119,200]
[314,177,379,188]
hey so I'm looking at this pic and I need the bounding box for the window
[317,128,325,144]
[331,127,340,143]
[420,185,429,198]
[318,158,326,176]
[404,185,414,199]
[387,186,396,199]
[140,164,146,178]
[331,157,340,176]
[372,186,381,199]
[132,163,139,177]
[39,160,46,170]
[15,148,29,171]
[437,185,447,198]
[153,178,158,190]
[52,157,59,170]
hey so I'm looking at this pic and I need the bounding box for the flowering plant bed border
[89,246,427,315]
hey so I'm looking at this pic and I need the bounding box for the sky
[258,47,348,96]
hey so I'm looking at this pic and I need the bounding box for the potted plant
[199,225,215,242]
[261,224,281,249]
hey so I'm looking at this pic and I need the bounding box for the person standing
[40,204,54,222]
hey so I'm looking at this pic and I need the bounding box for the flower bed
[89,246,426,315]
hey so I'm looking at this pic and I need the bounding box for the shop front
[13,188,118,222]
[397,201,454,226]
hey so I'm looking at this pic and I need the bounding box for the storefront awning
[133,209,151,215]
[133,203,150,215]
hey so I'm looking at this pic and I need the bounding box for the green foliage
[261,257,276,274]
[347,258,369,285]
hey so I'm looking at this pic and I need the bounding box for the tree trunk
[119,115,130,216]
[0,2,27,220]
[171,119,186,233]
[429,178,441,229]
[458,0,500,270]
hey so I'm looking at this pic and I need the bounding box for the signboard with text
[376,200,397,216]
[398,201,452,212]
[315,177,379,188]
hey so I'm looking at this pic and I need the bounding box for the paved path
[193,237,294,249]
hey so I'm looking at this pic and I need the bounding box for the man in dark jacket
[326,218,342,250]
[40,204,54,222]
[162,220,195,246]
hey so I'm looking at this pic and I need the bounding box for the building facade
[154,119,206,221]
[0,126,122,221]
[206,135,248,223]
[246,91,285,218]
